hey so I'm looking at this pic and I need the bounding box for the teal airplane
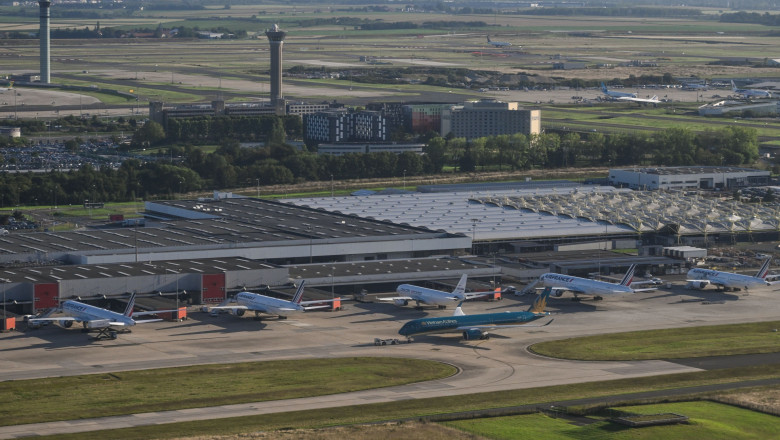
[398,287,553,341]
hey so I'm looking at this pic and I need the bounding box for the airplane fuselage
[398,310,542,337]
[61,300,136,326]
[396,284,462,307]
[539,273,634,297]
[686,268,770,290]
[235,291,304,316]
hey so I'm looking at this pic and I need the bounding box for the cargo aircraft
[380,274,487,309]
[397,287,553,341]
[686,258,775,292]
[208,280,334,320]
[27,292,166,339]
[526,264,654,300]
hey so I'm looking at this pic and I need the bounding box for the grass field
[530,321,780,361]
[444,401,780,440]
[0,357,456,427]
[24,365,780,440]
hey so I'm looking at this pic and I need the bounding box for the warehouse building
[440,99,540,139]
[608,166,770,190]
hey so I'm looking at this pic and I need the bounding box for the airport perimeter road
[1,285,779,437]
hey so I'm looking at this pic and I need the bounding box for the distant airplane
[397,287,553,341]
[487,36,512,47]
[380,274,484,309]
[529,264,654,300]
[208,280,336,320]
[682,81,708,91]
[27,292,166,339]
[600,82,637,99]
[617,95,660,106]
[686,258,776,292]
[731,80,771,98]
[0,81,13,92]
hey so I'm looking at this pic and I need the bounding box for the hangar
[608,166,770,191]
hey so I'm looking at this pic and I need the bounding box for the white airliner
[731,80,771,98]
[686,258,775,292]
[617,95,660,105]
[27,293,164,339]
[530,264,653,300]
[0,81,13,91]
[380,274,480,309]
[208,280,333,320]
[487,36,512,47]
[601,82,637,99]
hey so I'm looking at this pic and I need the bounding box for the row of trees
[0,115,761,206]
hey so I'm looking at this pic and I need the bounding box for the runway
[1,283,778,437]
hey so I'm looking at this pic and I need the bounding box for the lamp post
[330,174,334,197]
[303,223,313,263]
[403,169,406,191]
[471,218,480,255]
[255,178,260,198]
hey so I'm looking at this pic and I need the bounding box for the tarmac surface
[1,281,779,437]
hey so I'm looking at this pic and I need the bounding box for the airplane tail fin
[651,95,658,101]
[755,258,772,279]
[123,292,136,317]
[731,80,737,91]
[292,280,306,304]
[528,287,551,314]
[452,274,468,299]
[487,36,491,42]
[620,264,637,287]
[601,82,607,92]
[453,301,466,317]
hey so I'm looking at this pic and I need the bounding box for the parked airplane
[600,82,637,99]
[731,80,771,98]
[208,280,333,319]
[686,258,775,292]
[397,287,553,341]
[0,81,13,91]
[380,274,483,309]
[617,95,660,105]
[487,36,512,47]
[682,82,708,91]
[528,264,653,300]
[27,293,165,339]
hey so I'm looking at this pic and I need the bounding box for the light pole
[304,223,313,263]
[330,174,334,197]
[403,169,406,191]
[255,178,260,198]
[471,218,480,255]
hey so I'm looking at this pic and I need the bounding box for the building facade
[440,99,541,139]
[609,166,771,190]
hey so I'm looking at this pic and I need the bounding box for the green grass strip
[0,357,456,427]
[28,364,780,440]
[530,321,780,361]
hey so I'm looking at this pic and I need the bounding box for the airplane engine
[686,281,708,290]
[394,299,409,306]
[60,320,73,328]
[551,289,564,298]
[462,329,488,340]
[231,309,246,317]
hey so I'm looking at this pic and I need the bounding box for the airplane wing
[299,298,344,306]
[133,309,180,317]
[208,305,249,310]
[27,316,78,325]
[464,291,494,300]
[133,319,163,324]
[629,288,657,293]
[378,296,414,302]
[456,319,554,331]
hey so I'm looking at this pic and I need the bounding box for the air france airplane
[380,274,478,309]
[686,258,775,292]
[27,292,163,339]
[209,280,333,320]
[532,264,653,300]
[398,287,552,341]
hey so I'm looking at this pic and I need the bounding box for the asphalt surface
[1,282,779,438]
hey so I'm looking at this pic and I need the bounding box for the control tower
[265,24,287,115]
[39,0,51,83]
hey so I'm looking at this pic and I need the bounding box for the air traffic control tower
[38,0,51,83]
[265,24,287,115]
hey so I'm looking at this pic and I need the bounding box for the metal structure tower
[38,0,51,83]
[265,24,287,114]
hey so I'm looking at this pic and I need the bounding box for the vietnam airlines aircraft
[0,81,13,91]
[601,82,637,99]
[530,264,653,300]
[27,292,165,339]
[487,36,512,47]
[209,280,333,320]
[731,80,771,98]
[380,274,481,309]
[397,287,552,341]
[686,258,775,292]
